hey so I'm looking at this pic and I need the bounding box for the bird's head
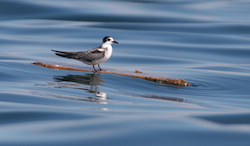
[103,36,119,44]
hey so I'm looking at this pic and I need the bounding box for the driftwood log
[33,62,191,86]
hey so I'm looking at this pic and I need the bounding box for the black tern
[51,36,118,71]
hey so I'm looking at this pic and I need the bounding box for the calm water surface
[0,0,250,145]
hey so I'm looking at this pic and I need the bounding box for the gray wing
[51,49,79,59]
[75,46,105,62]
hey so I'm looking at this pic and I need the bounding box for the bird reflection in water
[53,73,107,104]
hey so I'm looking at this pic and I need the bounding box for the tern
[51,36,118,71]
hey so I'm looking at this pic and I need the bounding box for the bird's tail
[51,50,78,59]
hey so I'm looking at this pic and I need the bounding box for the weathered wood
[33,62,191,86]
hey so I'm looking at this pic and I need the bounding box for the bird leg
[98,64,102,70]
[98,64,105,71]
[93,65,97,71]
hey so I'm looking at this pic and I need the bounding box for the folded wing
[75,47,105,62]
[51,49,79,59]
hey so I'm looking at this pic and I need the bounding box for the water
[0,0,250,145]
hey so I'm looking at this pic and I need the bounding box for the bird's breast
[105,47,113,59]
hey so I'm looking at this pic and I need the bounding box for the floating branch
[33,62,191,86]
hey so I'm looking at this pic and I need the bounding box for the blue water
[1,0,250,145]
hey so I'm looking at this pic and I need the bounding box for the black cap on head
[102,36,118,44]
[103,36,111,43]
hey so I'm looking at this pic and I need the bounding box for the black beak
[113,41,119,44]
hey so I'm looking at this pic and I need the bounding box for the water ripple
[1,0,250,145]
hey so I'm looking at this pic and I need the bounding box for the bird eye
[107,39,111,41]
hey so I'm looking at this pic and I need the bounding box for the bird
[51,36,118,71]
